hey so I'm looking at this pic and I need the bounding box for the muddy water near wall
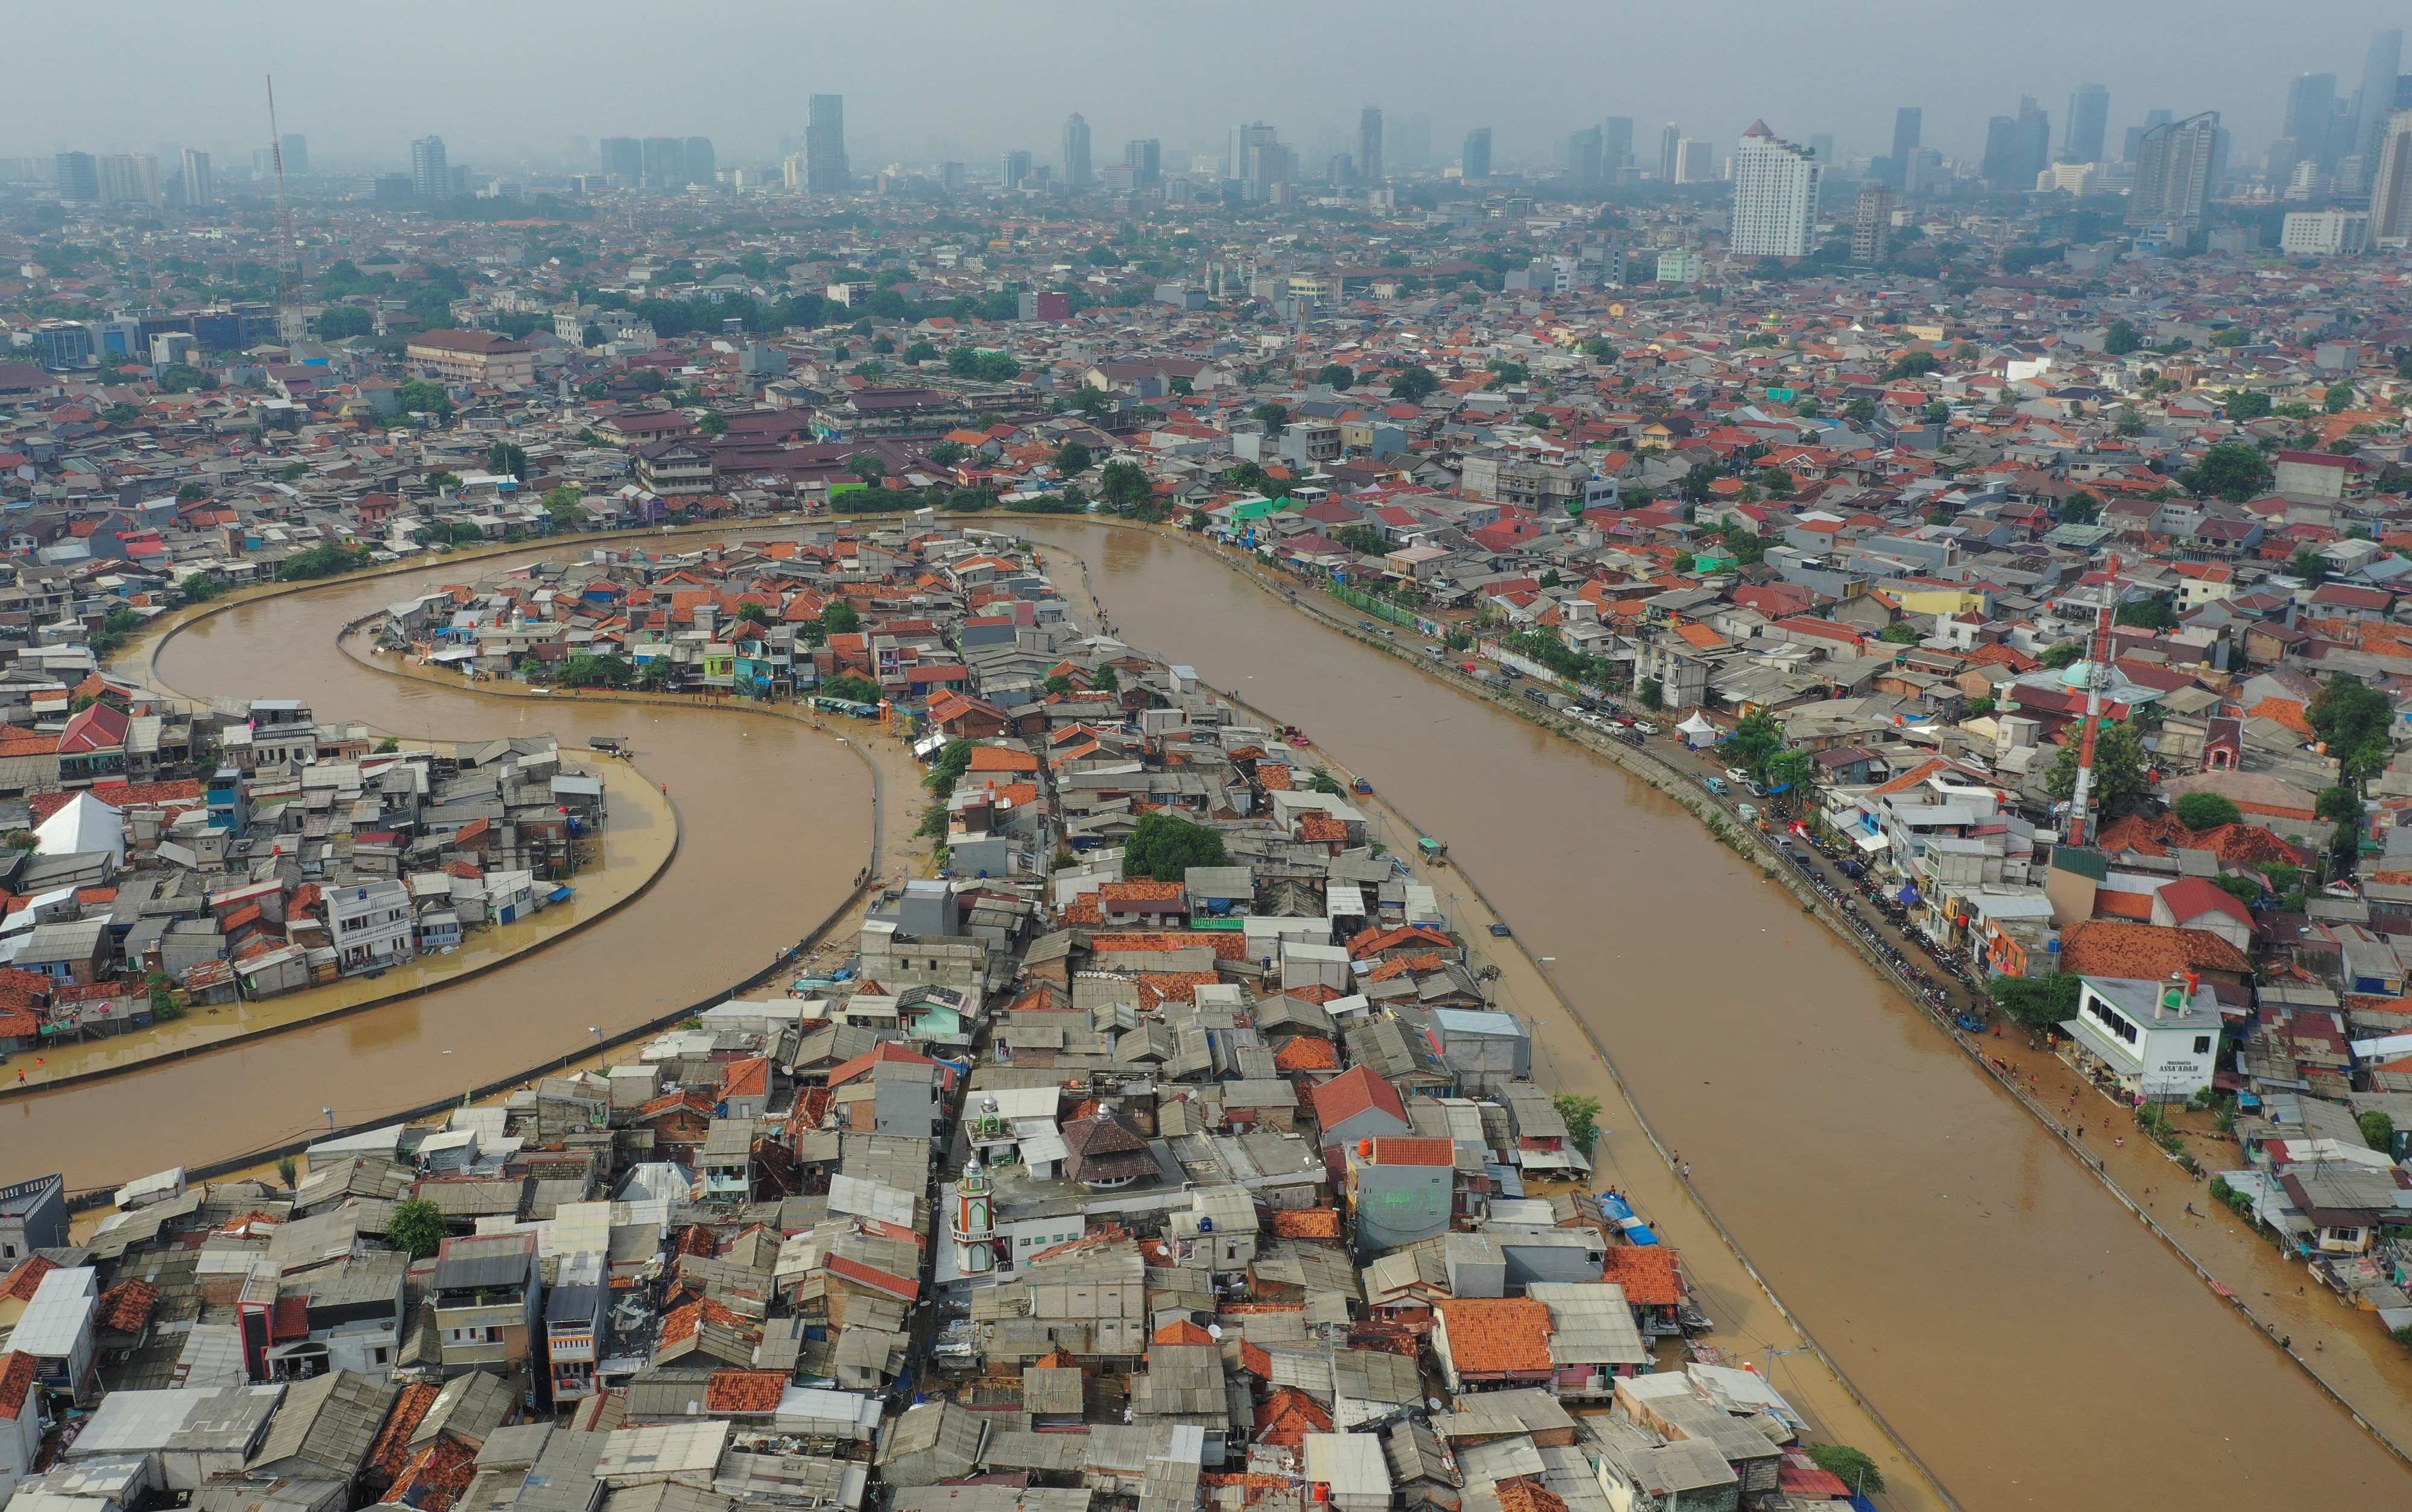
[1026,522,2412,1510]
[8,564,869,1185]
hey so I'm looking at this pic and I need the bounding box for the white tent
[1676,711,1718,748]
[34,789,125,867]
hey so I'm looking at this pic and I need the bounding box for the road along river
[6,561,873,1189]
[1020,521,2412,1511]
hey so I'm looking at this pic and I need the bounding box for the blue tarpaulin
[1896,886,1921,905]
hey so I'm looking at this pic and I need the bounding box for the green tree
[2102,319,2142,355]
[2326,383,2357,414]
[2290,547,2328,586]
[2225,389,2272,421]
[2308,673,2394,781]
[823,672,882,703]
[1122,810,1230,882]
[1390,365,1440,402]
[697,411,728,435]
[176,482,210,501]
[929,439,970,466]
[1097,459,1151,510]
[2361,1109,2397,1155]
[1485,359,1532,387]
[2045,720,2147,805]
[315,306,375,340]
[1314,363,1356,388]
[924,739,975,799]
[387,1197,447,1258]
[2041,643,2085,670]
[178,574,223,603]
[820,600,862,637]
[1989,971,2082,1030]
[277,1155,298,1188]
[1880,350,1940,381]
[1638,677,1663,710]
[1307,767,1344,795]
[487,441,527,480]
[1879,623,1919,644]
[848,453,886,489]
[1722,709,1785,773]
[2115,594,2178,631]
[276,544,374,581]
[396,379,453,416]
[735,602,774,626]
[1554,1094,1602,1154]
[2174,792,2243,831]
[2179,441,2273,502]
[2318,785,2362,823]
[2060,490,2100,524]
[1805,1444,1885,1495]
[1251,402,1289,434]
[1054,439,1094,474]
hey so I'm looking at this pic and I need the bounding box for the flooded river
[8,562,871,1187]
[14,525,2412,1506]
[1023,523,2412,1510]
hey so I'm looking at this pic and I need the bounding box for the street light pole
[590,1026,605,1068]
[321,1106,335,1136]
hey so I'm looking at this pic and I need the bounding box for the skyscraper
[2278,73,2338,180]
[1851,181,1895,265]
[1123,139,1161,188]
[806,95,848,194]
[1656,123,1680,181]
[1062,113,1092,187]
[1567,127,1602,186]
[1000,150,1032,190]
[1809,134,1833,168]
[2123,109,2174,163]
[2357,29,2405,163]
[1891,107,1922,164]
[601,137,642,182]
[2064,84,2109,163]
[98,154,162,207]
[1604,118,1634,171]
[2369,109,2412,245]
[52,152,98,203]
[1401,113,1432,172]
[409,135,448,198]
[1462,127,1492,180]
[181,148,212,207]
[2130,111,2220,229]
[1359,107,1384,184]
[1674,140,1716,183]
[280,133,309,175]
[1730,121,1820,257]
[2017,97,2051,184]
[684,137,715,184]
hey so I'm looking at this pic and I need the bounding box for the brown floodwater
[8,561,871,1188]
[17,524,2412,1506]
[1022,523,2412,1510]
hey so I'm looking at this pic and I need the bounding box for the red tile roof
[0,1352,34,1421]
[1252,1387,1333,1446]
[367,1383,443,1477]
[707,1368,789,1413]
[1435,1297,1555,1373]
[1307,1064,1409,1132]
[1273,1035,1339,1072]
[97,1278,159,1332]
[1269,1208,1342,1239]
[1600,1245,1685,1306]
[1366,1137,1456,1167]
[0,1256,56,1302]
[1153,1319,1216,1345]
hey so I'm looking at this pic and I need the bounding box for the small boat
[1416,837,1448,866]
[1600,1191,1659,1245]
[1488,922,1512,937]
[1351,778,1372,794]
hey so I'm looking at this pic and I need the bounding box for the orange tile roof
[96,1278,159,1332]
[720,1056,771,1100]
[1269,1208,1342,1239]
[1099,880,1186,902]
[0,1257,56,1302]
[707,1368,789,1413]
[1253,1386,1333,1446]
[1495,1476,1571,1512]
[0,1353,33,1422]
[1299,813,1347,842]
[1600,1244,1685,1306]
[381,1437,477,1511]
[1366,1137,1457,1167]
[2054,919,2252,978]
[967,746,1040,771]
[1272,1035,1339,1072]
[1435,1297,1555,1373]
[1154,1319,1216,1345]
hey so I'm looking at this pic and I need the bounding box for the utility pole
[2064,552,2123,849]
[267,76,306,343]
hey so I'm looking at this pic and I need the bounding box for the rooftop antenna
[266,75,306,343]
[2063,551,2123,849]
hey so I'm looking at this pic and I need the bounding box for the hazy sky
[13,1,2412,174]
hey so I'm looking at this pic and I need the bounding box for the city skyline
[11,1,2412,177]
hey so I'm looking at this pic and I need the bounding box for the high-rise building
[1359,107,1384,184]
[1123,138,1161,188]
[2123,109,2174,163]
[1062,113,1092,187]
[601,137,642,182]
[1674,139,1716,183]
[2130,111,2220,229]
[806,95,848,194]
[181,148,212,207]
[98,154,162,207]
[280,133,309,175]
[1851,181,1895,264]
[1000,150,1033,190]
[1401,113,1432,172]
[684,137,715,184]
[2369,110,2412,245]
[1730,121,1820,257]
[1604,117,1634,171]
[2064,84,2109,163]
[941,161,966,193]
[2358,30,2406,163]
[2278,73,2338,180]
[53,152,98,203]
[1231,122,1287,198]
[1891,107,1922,164]
[2017,96,2051,184]
[1656,123,1680,181]
[641,137,684,188]
[1567,127,1602,186]
[409,135,449,198]
[1462,128,1492,180]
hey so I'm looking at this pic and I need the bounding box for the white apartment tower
[1730,121,1821,259]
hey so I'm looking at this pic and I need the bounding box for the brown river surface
[1020,523,2412,1509]
[8,560,872,1186]
[11,524,2411,1506]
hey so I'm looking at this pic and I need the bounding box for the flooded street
[9,559,871,1187]
[13,524,2411,1506]
[1024,522,2412,1510]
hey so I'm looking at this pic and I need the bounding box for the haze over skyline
[13,1,2412,175]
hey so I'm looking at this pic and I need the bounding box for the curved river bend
[14,526,2410,1509]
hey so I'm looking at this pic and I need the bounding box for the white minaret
[952,1150,995,1277]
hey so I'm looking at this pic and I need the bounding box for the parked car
[1725,767,1752,786]
[1424,644,1445,657]
[1632,720,1659,735]
[1357,619,1377,630]
[1523,687,1552,705]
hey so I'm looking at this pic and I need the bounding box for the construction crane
[266,75,306,343]
[2062,552,2123,849]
